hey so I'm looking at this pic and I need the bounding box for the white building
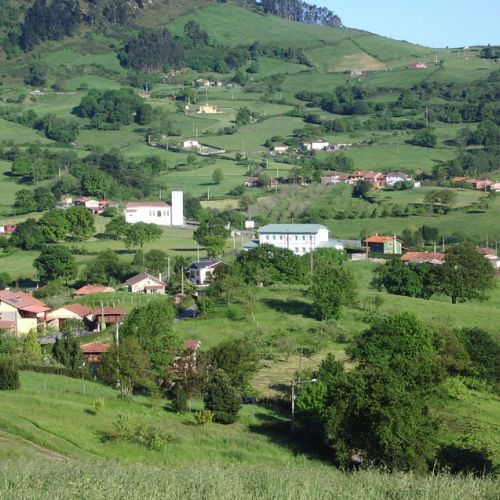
[257,224,332,255]
[183,139,200,149]
[385,172,411,186]
[124,191,184,226]
[303,140,330,152]
[189,260,224,285]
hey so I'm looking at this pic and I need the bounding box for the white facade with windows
[258,224,330,255]
[124,191,184,226]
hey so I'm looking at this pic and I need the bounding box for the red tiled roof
[401,252,445,263]
[74,285,115,296]
[364,235,401,243]
[476,248,496,256]
[81,342,112,354]
[64,303,93,316]
[19,304,50,314]
[0,290,48,311]
[184,339,201,351]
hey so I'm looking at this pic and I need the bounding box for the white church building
[124,191,184,226]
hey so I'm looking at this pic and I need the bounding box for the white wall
[258,228,329,255]
[171,191,184,226]
[125,206,172,225]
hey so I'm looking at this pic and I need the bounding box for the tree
[52,332,83,369]
[310,250,357,320]
[13,189,36,214]
[0,358,20,390]
[371,260,437,299]
[193,219,230,258]
[98,337,153,397]
[205,339,258,393]
[33,187,56,211]
[424,189,457,207]
[203,369,241,424]
[352,180,373,200]
[457,327,499,385]
[34,245,77,283]
[39,209,69,242]
[121,299,181,375]
[9,219,46,250]
[212,168,224,185]
[413,128,437,147]
[124,222,162,249]
[105,215,128,240]
[22,330,42,363]
[298,314,443,471]
[65,206,95,240]
[438,243,495,304]
[85,249,125,285]
[170,384,188,413]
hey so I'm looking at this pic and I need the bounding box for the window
[273,235,276,240]
[302,235,306,241]
[302,247,306,253]
[157,210,162,217]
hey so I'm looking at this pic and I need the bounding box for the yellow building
[0,290,51,335]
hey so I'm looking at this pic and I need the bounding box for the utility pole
[197,243,200,262]
[167,257,171,282]
[181,266,185,296]
[290,378,317,433]
[115,322,120,347]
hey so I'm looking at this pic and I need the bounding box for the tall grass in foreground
[0,459,498,500]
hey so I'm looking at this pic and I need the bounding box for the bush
[203,370,241,424]
[170,384,188,413]
[94,398,105,415]
[0,358,20,390]
[102,414,176,450]
[194,409,214,426]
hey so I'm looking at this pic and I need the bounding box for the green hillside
[0,372,498,498]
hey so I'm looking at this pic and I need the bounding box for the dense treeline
[260,0,342,27]
[2,146,168,201]
[74,88,153,128]
[19,0,81,51]
[120,29,184,72]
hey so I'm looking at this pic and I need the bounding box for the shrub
[194,409,214,426]
[0,358,20,390]
[94,398,105,415]
[203,370,241,424]
[170,384,188,413]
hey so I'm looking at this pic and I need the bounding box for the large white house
[303,140,330,151]
[257,224,335,255]
[124,191,184,226]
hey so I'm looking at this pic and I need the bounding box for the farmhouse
[349,171,386,188]
[476,248,500,269]
[126,273,165,294]
[244,178,262,188]
[321,171,349,185]
[49,303,93,330]
[363,235,402,254]
[124,191,184,226]
[81,342,111,366]
[0,224,16,234]
[490,182,500,192]
[385,172,411,186]
[401,252,445,265]
[74,197,112,215]
[303,140,330,151]
[189,260,224,285]
[198,103,218,113]
[92,307,127,327]
[0,290,51,335]
[73,285,115,297]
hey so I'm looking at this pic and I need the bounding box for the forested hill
[0,0,342,55]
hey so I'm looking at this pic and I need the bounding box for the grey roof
[339,239,363,248]
[189,259,222,270]
[242,240,260,249]
[258,224,328,234]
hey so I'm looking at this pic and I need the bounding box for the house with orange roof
[401,252,446,265]
[363,235,402,254]
[49,303,94,330]
[0,290,51,335]
[81,342,112,366]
